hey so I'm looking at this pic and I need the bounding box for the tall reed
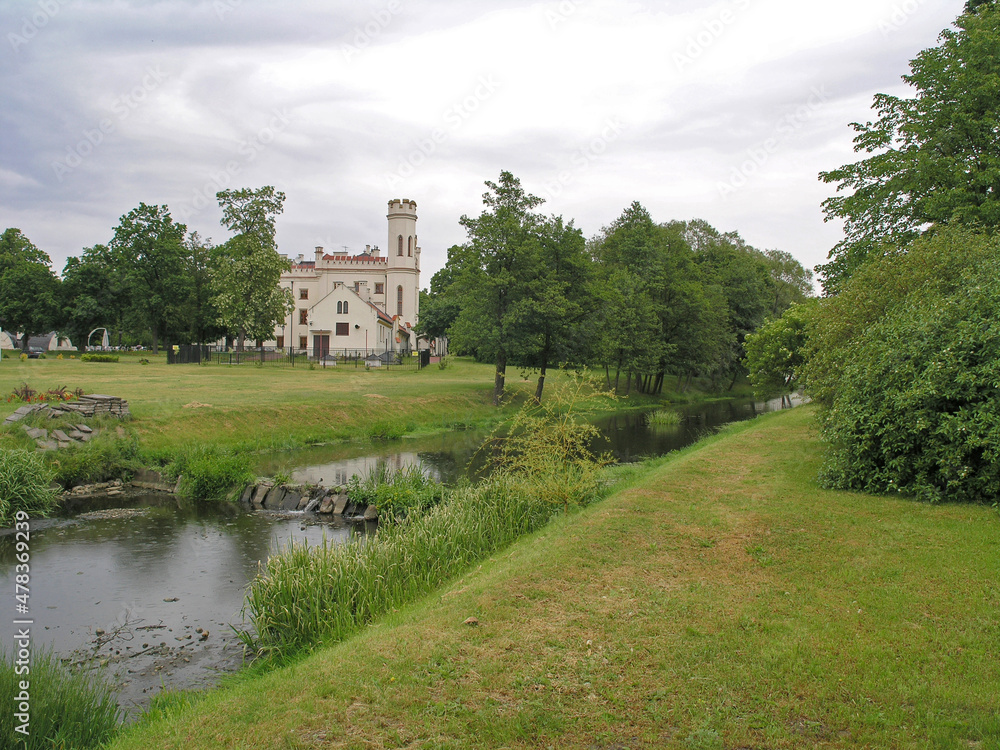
[0,648,121,749]
[0,450,59,526]
[242,475,551,657]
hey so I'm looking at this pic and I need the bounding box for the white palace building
[268,199,421,358]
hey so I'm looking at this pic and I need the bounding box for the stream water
[0,395,798,717]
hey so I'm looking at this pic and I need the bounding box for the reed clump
[0,648,121,749]
[0,450,59,526]
[646,408,682,426]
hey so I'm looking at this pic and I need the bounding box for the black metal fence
[168,346,425,370]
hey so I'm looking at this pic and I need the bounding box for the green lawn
[107,406,1000,749]
[0,355,518,453]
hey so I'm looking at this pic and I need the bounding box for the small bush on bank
[52,432,141,488]
[0,450,59,525]
[167,446,255,502]
[367,419,411,440]
[346,463,444,519]
[80,353,119,363]
[0,649,121,749]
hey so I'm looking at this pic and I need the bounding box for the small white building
[268,199,420,356]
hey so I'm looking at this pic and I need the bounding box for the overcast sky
[0,0,968,287]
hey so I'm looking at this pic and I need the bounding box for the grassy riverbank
[107,406,1000,749]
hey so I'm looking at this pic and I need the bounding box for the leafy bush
[346,463,444,519]
[646,408,681,426]
[812,228,1000,503]
[744,301,816,400]
[80,353,119,363]
[167,446,255,502]
[51,432,141,488]
[0,450,59,525]
[367,419,409,440]
[483,375,612,512]
[0,648,121,749]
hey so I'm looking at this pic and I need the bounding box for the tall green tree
[60,244,126,349]
[0,229,61,350]
[211,187,294,349]
[416,257,462,344]
[518,216,592,402]
[819,4,1000,292]
[110,203,190,354]
[450,171,544,405]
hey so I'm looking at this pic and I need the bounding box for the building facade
[268,199,420,356]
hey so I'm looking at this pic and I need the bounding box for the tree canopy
[818,3,1000,293]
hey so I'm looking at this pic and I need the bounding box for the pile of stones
[3,394,131,451]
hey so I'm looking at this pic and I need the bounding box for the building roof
[366,300,394,327]
[322,254,387,263]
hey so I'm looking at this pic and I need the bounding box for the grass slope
[0,356,507,453]
[109,407,1000,749]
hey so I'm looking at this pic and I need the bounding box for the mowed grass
[108,406,1000,749]
[0,355,515,453]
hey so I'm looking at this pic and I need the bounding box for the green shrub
[367,419,409,440]
[346,463,444,519]
[0,648,121,748]
[167,446,255,502]
[51,432,141,488]
[814,228,1000,503]
[80,353,119,363]
[646,408,681,426]
[0,450,59,525]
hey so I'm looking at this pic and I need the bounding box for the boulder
[318,495,335,514]
[280,492,301,511]
[332,494,349,515]
[363,504,378,521]
[263,486,286,510]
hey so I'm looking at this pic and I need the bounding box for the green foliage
[646,408,681,426]
[818,4,1000,292]
[166,445,255,503]
[0,450,59,525]
[811,227,1000,503]
[0,228,61,346]
[437,356,449,370]
[367,419,409,440]
[346,464,444,519]
[484,374,613,512]
[744,301,816,400]
[211,187,295,348]
[80,353,119,363]
[51,432,140,488]
[0,648,121,749]
[109,203,190,354]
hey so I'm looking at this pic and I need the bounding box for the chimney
[296,254,304,263]
[372,245,380,257]
[314,246,323,262]
[365,244,371,254]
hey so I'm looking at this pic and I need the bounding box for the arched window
[343,301,349,314]
[407,236,412,257]
[397,285,404,316]
[397,235,403,256]
[336,301,342,314]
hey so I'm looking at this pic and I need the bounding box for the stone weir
[239,482,378,522]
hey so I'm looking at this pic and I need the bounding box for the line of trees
[419,171,813,405]
[0,187,292,354]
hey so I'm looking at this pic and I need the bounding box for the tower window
[397,235,403,256]
[397,285,403,316]
[407,236,412,257]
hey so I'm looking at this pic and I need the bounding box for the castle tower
[385,198,420,330]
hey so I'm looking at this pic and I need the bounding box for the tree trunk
[728,368,740,391]
[534,338,551,404]
[493,350,506,406]
[237,327,247,352]
[604,363,612,390]
[151,324,159,355]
